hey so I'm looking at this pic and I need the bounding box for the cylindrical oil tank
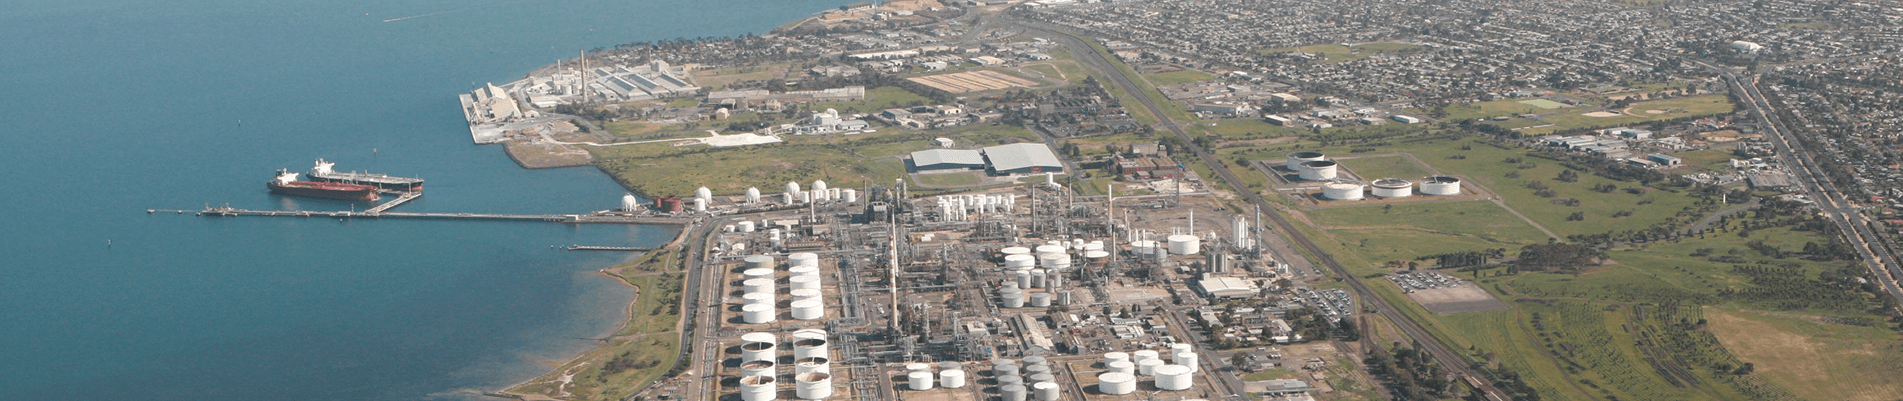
[742,303,776,324]
[994,363,1021,377]
[788,266,820,279]
[1000,246,1032,257]
[1421,176,1462,196]
[744,255,774,270]
[1322,182,1365,200]
[1170,343,1192,354]
[1132,350,1160,364]
[795,356,831,375]
[1002,290,1025,308]
[740,375,778,401]
[1024,363,1051,375]
[693,197,707,212]
[906,362,931,374]
[1286,152,1326,170]
[1037,253,1071,269]
[1034,244,1066,254]
[1154,364,1193,390]
[790,328,826,342]
[789,289,821,302]
[1000,384,1028,401]
[1084,250,1109,267]
[1030,269,1047,288]
[1298,160,1339,181]
[1022,356,1046,366]
[1371,178,1413,198]
[743,278,775,295]
[1033,381,1060,401]
[742,359,777,378]
[743,332,777,343]
[1137,358,1164,375]
[940,368,967,388]
[796,372,833,400]
[998,375,1024,387]
[1056,290,1073,305]
[789,275,821,291]
[744,268,775,281]
[1083,241,1104,252]
[907,371,934,391]
[1107,360,1135,375]
[1029,292,1051,307]
[1131,240,1158,255]
[741,337,777,363]
[742,292,774,306]
[789,252,820,268]
[1103,352,1130,366]
[1167,235,1201,255]
[1004,254,1036,270]
[791,300,824,320]
[1174,352,1199,372]
[1029,373,1055,383]
[1015,270,1032,289]
[841,189,858,203]
[939,362,961,371]
[1098,372,1137,395]
[739,221,757,232]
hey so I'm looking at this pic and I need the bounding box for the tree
[1230,352,1250,369]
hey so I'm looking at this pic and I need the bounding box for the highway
[1012,19,1509,400]
[1712,67,1903,307]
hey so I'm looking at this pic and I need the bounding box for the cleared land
[1531,95,1735,133]
[1337,154,1436,180]
[1142,69,1217,86]
[1706,307,1903,401]
[1406,284,1511,314]
[907,70,1040,93]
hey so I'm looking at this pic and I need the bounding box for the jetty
[364,191,421,214]
[150,205,690,225]
[565,245,658,251]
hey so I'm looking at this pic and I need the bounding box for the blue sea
[0,0,840,399]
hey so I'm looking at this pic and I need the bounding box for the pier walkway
[364,192,421,214]
[150,206,690,225]
[565,245,657,251]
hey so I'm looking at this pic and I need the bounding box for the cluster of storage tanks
[912,357,1060,401]
[738,253,827,325]
[994,239,1117,308]
[936,193,1018,222]
[1126,233,1202,261]
[737,329,836,401]
[761,180,859,205]
[1097,345,1199,394]
[1319,175,1462,201]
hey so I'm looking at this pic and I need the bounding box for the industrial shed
[909,149,987,172]
[981,143,1065,175]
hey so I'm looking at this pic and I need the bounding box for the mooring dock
[149,206,690,225]
[565,245,658,251]
[363,191,421,214]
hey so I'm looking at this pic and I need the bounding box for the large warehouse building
[981,143,1065,175]
[908,149,987,172]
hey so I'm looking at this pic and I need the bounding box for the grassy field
[1020,64,1061,81]
[1535,95,1736,133]
[1339,155,1435,180]
[1143,69,1218,86]
[915,172,982,186]
[1436,99,1573,121]
[1706,307,1903,401]
[1191,118,1299,140]
[691,63,790,90]
[814,86,933,114]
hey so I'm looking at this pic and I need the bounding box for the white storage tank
[1174,351,1199,372]
[744,267,775,280]
[791,300,825,320]
[1098,372,1137,395]
[1056,290,1073,305]
[740,375,778,401]
[1001,384,1028,401]
[1130,240,1159,256]
[789,289,822,302]
[1298,160,1339,181]
[790,328,827,342]
[1421,175,1462,196]
[1107,360,1136,375]
[1103,352,1130,366]
[906,362,931,374]
[789,252,820,268]
[786,182,802,197]
[1033,381,1060,401]
[789,275,821,291]
[841,188,858,203]
[998,375,1024,387]
[1154,364,1193,391]
[1037,253,1071,269]
[795,356,830,376]
[741,292,774,306]
[696,187,713,202]
[742,359,777,378]
[1034,245,1066,255]
[1136,358,1164,375]
[796,372,833,400]
[939,368,967,388]
[907,371,935,391]
[739,220,757,232]
[1002,289,1025,308]
[744,255,775,270]
[1169,343,1192,354]
[788,266,820,278]
[994,363,1021,377]
[620,193,639,212]
[1029,292,1051,308]
[793,337,829,360]
[1132,350,1160,364]
[1371,178,1414,198]
[743,278,775,295]
[1000,246,1032,257]
[1286,151,1326,170]
[746,187,762,203]
[1015,270,1032,289]
[1004,254,1036,270]
[1322,182,1365,201]
[1167,235,1201,255]
[741,334,777,362]
[812,180,827,194]
[1030,269,1047,288]
[742,303,776,324]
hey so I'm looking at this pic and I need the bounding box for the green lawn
[814,86,933,114]
[1339,155,1434,180]
[915,172,982,186]
[1143,69,1218,86]
[1540,95,1736,131]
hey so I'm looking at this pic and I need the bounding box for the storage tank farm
[1323,182,1366,200]
[1297,160,1339,181]
[1371,178,1414,198]
[1421,175,1464,195]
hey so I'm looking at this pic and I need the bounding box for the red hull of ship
[268,180,380,201]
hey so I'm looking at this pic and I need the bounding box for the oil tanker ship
[268,170,380,201]
[308,158,423,191]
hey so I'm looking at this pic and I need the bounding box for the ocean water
[0,0,840,399]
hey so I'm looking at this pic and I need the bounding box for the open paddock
[908,70,1041,93]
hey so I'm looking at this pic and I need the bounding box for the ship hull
[308,172,423,191]
[268,181,380,201]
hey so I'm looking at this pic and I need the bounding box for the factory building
[982,143,1065,175]
[909,149,988,172]
[1196,276,1260,298]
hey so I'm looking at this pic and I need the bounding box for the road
[1009,18,1510,400]
[1710,66,1903,307]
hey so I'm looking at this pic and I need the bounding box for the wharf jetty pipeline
[149,206,690,226]
[564,245,657,251]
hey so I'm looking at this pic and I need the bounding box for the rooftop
[911,149,986,166]
[982,143,1064,172]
